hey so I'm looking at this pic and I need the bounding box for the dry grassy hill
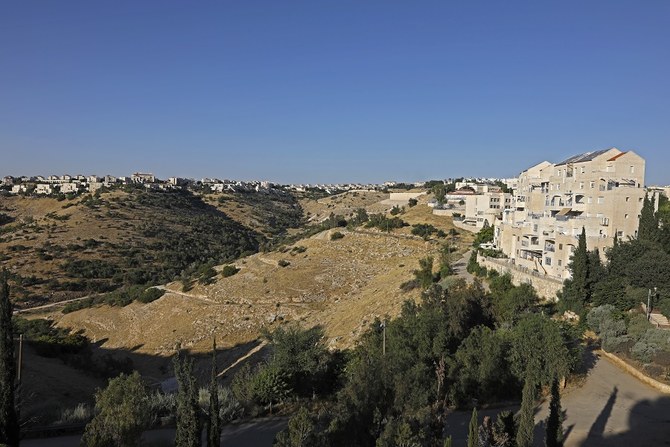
[0,187,302,307]
[299,190,389,223]
[44,200,472,355]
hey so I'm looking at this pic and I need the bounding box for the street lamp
[647,287,658,321]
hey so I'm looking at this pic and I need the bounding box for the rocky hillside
[0,187,302,307]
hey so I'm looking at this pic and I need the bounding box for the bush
[278,260,290,268]
[198,386,243,424]
[631,329,670,363]
[55,403,92,426]
[221,265,240,277]
[330,231,344,240]
[586,305,618,334]
[137,288,165,304]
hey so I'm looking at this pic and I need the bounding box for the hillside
[39,200,472,356]
[12,192,474,422]
[0,187,302,308]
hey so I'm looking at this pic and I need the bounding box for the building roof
[555,148,613,166]
[607,151,628,161]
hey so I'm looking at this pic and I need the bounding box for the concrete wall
[478,255,563,301]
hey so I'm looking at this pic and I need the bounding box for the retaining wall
[478,255,563,301]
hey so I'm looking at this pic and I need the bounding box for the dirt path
[218,340,268,377]
[14,294,95,314]
[155,285,217,304]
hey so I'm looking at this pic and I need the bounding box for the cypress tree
[516,379,536,447]
[0,270,19,446]
[467,406,478,447]
[638,193,659,243]
[207,339,221,447]
[545,377,563,447]
[564,227,590,313]
[174,350,202,447]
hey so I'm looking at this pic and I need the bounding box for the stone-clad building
[494,147,647,279]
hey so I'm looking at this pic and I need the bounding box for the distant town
[0,171,516,196]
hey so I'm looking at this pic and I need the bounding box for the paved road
[538,351,670,447]
[444,352,670,447]
[22,417,288,447]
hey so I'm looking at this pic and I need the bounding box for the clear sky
[1,1,669,184]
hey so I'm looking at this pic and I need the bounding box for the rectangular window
[630,166,635,173]
[581,167,585,174]
[579,182,584,189]
[559,244,563,250]
[545,257,552,266]
[588,197,593,204]
[597,197,604,204]
[626,197,630,202]
[590,181,595,189]
[558,260,562,266]
[625,214,629,219]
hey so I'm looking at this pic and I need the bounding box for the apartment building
[495,148,646,279]
[463,192,513,229]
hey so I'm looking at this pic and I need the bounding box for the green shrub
[55,403,92,426]
[137,288,165,304]
[221,265,240,278]
[278,260,290,268]
[330,231,345,240]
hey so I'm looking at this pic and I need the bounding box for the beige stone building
[495,148,647,279]
[463,192,513,229]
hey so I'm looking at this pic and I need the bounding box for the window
[558,260,562,267]
[625,213,629,219]
[590,181,595,189]
[559,243,563,250]
[581,167,585,174]
[545,257,552,266]
[630,166,635,174]
[625,197,630,202]
[579,182,584,189]
[588,196,593,204]
[597,197,604,204]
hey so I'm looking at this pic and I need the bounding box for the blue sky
[1,1,669,184]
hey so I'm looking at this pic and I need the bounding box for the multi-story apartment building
[495,148,646,279]
[463,192,513,229]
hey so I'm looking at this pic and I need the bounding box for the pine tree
[0,270,19,446]
[545,378,563,447]
[516,379,536,447]
[467,406,478,447]
[174,350,202,447]
[207,339,221,447]
[638,193,660,243]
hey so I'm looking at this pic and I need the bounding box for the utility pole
[380,320,386,356]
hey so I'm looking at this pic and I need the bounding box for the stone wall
[389,192,427,201]
[478,255,563,301]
